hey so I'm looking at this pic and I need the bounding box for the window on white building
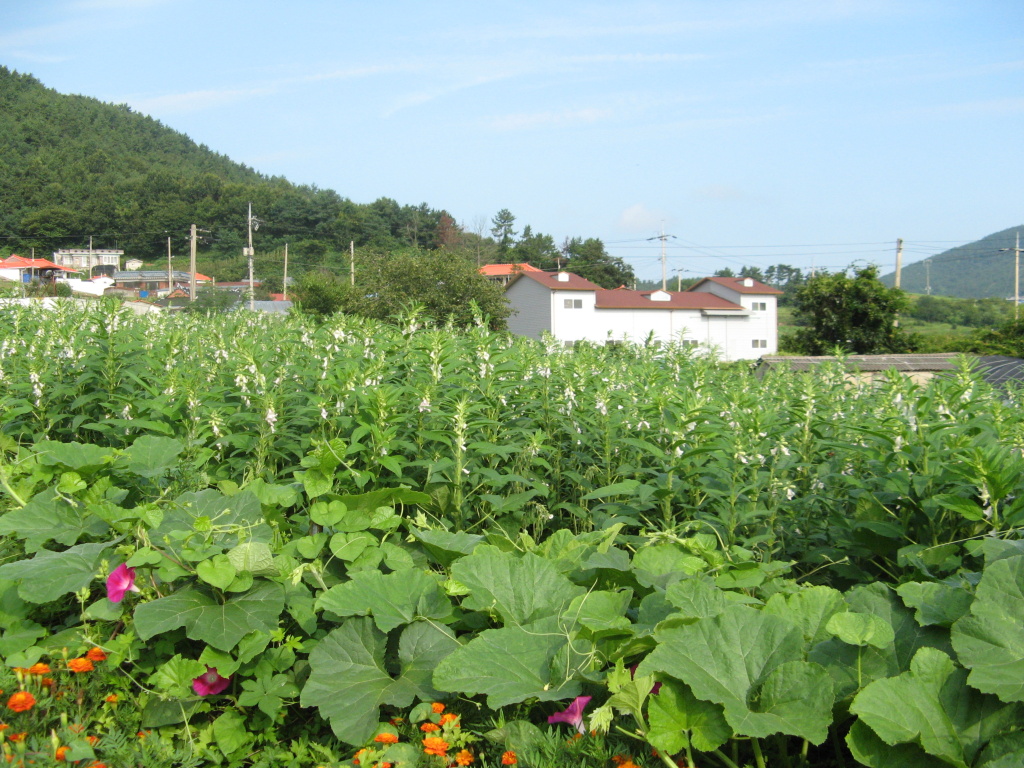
[563,298,583,309]
[752,302,767,311]
[752,339,767,348]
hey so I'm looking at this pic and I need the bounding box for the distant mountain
[0,66,456,272]
[881,227,1023,299]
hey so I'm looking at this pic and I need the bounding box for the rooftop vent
[555,272,570,282]
[742,277,754,287]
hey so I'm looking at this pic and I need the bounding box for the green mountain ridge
[880,226,1023,299]
[0,66,459,269]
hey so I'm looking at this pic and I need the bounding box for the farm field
[0,300,1021,768]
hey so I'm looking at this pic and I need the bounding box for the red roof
[479,263,543,277]
[688,276,783,295]
[595,290,743,310]
[512,271,604,291]
[0,256,76,271]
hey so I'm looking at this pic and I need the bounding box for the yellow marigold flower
[430,702,445,714]
[373,732,399,744]
[455,749,474,765]
[439,712,459,727]
[27,663,50,676]
[67,658,94,674]
[6,692,35,713]
[421,736,449,757]
[86,648,107,662]
[420,722,440,732]
[501,751,517,765]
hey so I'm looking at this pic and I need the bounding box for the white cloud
[128,86,274,115]
[619,204,666,232]
[487,107,613,131]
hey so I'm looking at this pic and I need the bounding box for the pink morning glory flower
[547,695,592,734]
[192,666,231,696]
[106,563,140,603]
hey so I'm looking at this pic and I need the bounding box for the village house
[479,262,544,287]
[51,248,124,277]
[503,271,781,360]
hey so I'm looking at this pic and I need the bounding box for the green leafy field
[0,300,1021,768]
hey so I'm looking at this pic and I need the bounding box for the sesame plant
[0,301,1021,767]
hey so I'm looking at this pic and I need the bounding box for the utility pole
[283,243,288,301]
[189,224,198,301]
[925,259,932,295]
[167,236,173,297]
[894,238,903,289]
[647,225,676,291]
[245,204,261,311]
[1000,232,1021,320]
[350,241,355,286]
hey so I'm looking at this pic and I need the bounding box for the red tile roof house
[479,262,544,286]
[503,271,782,360]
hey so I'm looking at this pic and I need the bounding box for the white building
[52,248,123,276]
[504,272,782,360]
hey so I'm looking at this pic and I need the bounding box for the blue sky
[2,0,1022,281]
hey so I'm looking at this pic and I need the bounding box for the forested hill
[0,66,459,270]
[880,226,1023,299]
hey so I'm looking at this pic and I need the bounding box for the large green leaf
[118,435,184,477]
[0,541,110,603]
[315,568,453,632]
[451,546,584,626]
[951,555,1024,703]
[897,581,974,628]
[133,581,284,651]
[301,617,459,745]
[0,491,109,552]
[152,489,272,554]
[850,648,1022,768]
[764,585,846,647]
[433,618,582,708]
[647,679,731,754]
[664,578,729,621]
[637,604,833,743]
[34,440,114,473]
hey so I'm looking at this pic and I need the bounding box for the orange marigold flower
[501,751,517,765]
[105,694,118,704]
[376,764,393,768]
[352,748,367,765]
[55,746,69,761]
[67,658,93,674]
[439,712,459,727]
[86,735,100,746]
[27,663,50,676]
[87,763,107,768]
[68,724,85,734]
[0,725,8,731]
[420,722,440,732]
[137,731,150,739]
[430,702,445,714]
[85,648,107,662]
[41,678,54,689]
[421,736,449,757]
[7,732,26,743]
[373,732,399,744]
[455,749,474,766]
[6,692,35,713]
